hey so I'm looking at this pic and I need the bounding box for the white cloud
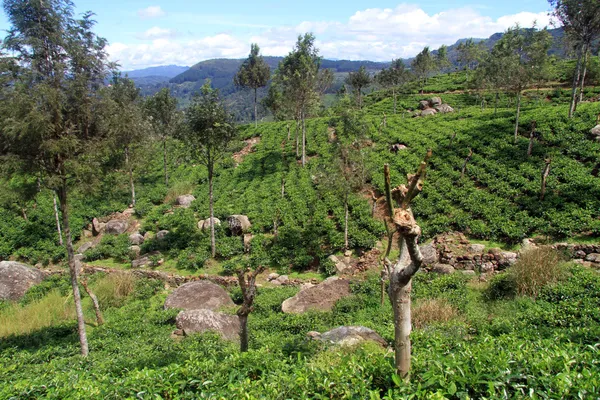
[112,4,558,69]
[137,6,166,19]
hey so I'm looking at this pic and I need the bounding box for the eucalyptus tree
[411,47,435,92]
[376,59,410,114]
[435,45,451,73]
[456,38,486,77]
[181,82,236,258]
[549,0,600,117]
[0,0,113,356]
[144,88,178,186]
[234,43,270,127]
[345,65,372,109]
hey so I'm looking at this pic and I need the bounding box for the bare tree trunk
[527,121,537,158]
[448,131,457,149]
[295,119,299,158]
[287,124,290,141]
[53,192,63,245]
[494,92,499,115]
[344,195,349,250]
[254,88,258,128]
[208,163,216,258]
[239,314,249,352]
[301,113,306,167]
[125,147,135,207]
[569,48,583,118]
[578,44,589,104]
[461,149,473,180]
[237,266,264,352]
[163,137,169,187]
[281,177,285,198]
[540,159,551,201]
[514,92,521,144]
[57,180,89,357]
[21,208,28,221]
[393,88,397,114]
[81,277,104,326]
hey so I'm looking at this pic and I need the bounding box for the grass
[87,258,131,269]
[164,181,196,204]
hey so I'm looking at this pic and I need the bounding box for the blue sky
[0,0,556,70]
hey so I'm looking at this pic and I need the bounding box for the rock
[198,218,221,231]
[82,229,93,238]
[418,100,430,110]
[281,276,351,314]
[122,208,135,217]
[175,194,196,208]
[156,230,169,241]
[460,270,476,276]
[429,97,442,107]
[164,281,234,311]
[468,244,486,254]
[0,261,45,301]
[78,241,94,254]
[521,238,537,250]
[480,262,495,273]
[143,231,153,241]
[176,309,240,341]
[328,255,350,274]
[267,273,280,281]
[421,108,437,117]
[243,233,253,253]
[499,251,518,268]
[435,104,454,113]
[309,326,387,347]
[420,243,438,265]
[105,220,129,235]
[129,245,141,257]
[92,218,105,236]
[227,215,251,236]
[300,282,315,290]
[431,263,455,274]
[590,125,600,138]
[271,275,289,286]
[344,250,352,257]
[585,253,600,263]
[131,252,161,268]
[129,233,144,245]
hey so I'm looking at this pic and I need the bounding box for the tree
[234,44,271,127]
[549,0,600,117]
[411,47,435,93]
[435,45,451,73]
[376,59,410,114]
[144,88,178,187]
[0,0,112,356]
[345,66,372,109]
[382,151,431,380]
[456,39,486,77]
[181,82,236,258]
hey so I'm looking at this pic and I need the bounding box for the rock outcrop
[105,220,129,235]
[0,261,45,301]
[129,233,144,245]
[156,230,169,241]
[175,309,240,341]
[164,281,234,311]
[227,215,251,236]
[198,218,221,231]
[307,326,387,347]
[175,195,196,208]
[281,277,351,313]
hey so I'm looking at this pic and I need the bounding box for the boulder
[92,218,105,236]
[164,281,234,311]
[122,208,136,217]
[227,215,251,236]
[585,253,600,263]
[308,326,387,347]
[129,232,144,245]
[435,104,454,113]
[328,255,350,274]
[271,275,289,286]
[105,220,129,235]
[431,263,455,274]
[590,125,600,139]
[82,229,93,238]
[143,231,153,241]
[498,251,518,268]
[0,261,45,301]
[267,273,280,281]
[176,309,240,341]
[175,194,196,208]
[131,252,162,268]
[418,100,430,110]
[129,245,141,257]
[421,108,437,117]
[78,241,94,254]
[281,277,351,313]
[429,97,442,107]
[198,218,221,231]
[156,230,169,241]
[243,233,253,253]
[420,243,438,265]
[468,244,486,254]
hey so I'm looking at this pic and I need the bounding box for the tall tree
[144,88,178,187]
[181,82,236,258]
[411,47,435,93]
[456,38,486,77]
[345,65,372,109]
[549,0,600,117]
[435,44,451,73]
[234,43,271,127]
[0,0,112,356]
[376,59,410,114]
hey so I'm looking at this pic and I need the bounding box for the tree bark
[81,277,104,326]
[53,191,63,245]
[237,266,264,352]
[301,112,306,167]
[57,180,89,357]
[239,314,249,352]
[569,47,583,118]
[514,92,521,144]
[393,88,397,114]
[494,92,499,115]
[295,119,299,158]
[527,121,537,158]
[540,159,551,201]
[578,44,589,104]
[460,149,473,180]
[163,137,169,187]
[254,87,258,128]
[344,195,349,250]
[208,162,216,258]
[125,146,136,207]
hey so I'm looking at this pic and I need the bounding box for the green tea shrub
[485,272,517,300]
[84,234,131,262]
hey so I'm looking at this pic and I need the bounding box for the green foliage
[85,234,132,263]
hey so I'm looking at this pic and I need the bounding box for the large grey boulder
[431,263,455,274]
[78,241,95,254]
[328,255,350,274]
[227,215,251,236]
[421,108,437,117]
[164,281,234,311]
[176,309,240,341]
[585,253,600,263]
[105,220,129,235]
[92,218,105,236]
[590,125,600,140]
[420,243,438,265]
[129,232,144,245]
[0,261,45,301]
[198,218,221,231]
[418,100,430,110]
[308,326,387,347]
[281,276,351,314]
[156,230,170,241]
[435,104,454,113]
[175,195,196,208]
[429,97,442,107]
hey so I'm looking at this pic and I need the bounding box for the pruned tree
[345,65,372,109]
[234,43,271,127]
[0,0,113,357]
[540,158,552,200]
[381,150,431,379]
[181,82,237,258]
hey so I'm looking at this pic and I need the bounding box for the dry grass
[164,181,196,205]
[93,273,136,310]
[412,298,459,329]
[511,247,566,298]
[0,290,75,337]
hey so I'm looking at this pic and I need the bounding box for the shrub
[511,247,567,298]
[164,181,196,204]
[412,298,460,329]
[84,234,131,262]
[485,272,517,300]
[93,273,136,310]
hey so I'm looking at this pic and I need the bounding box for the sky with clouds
[0,0,558,70]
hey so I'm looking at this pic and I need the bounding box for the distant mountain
[124,65,189,79]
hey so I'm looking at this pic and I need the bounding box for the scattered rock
[308,326,387,347]
[122,208,135,217]
[175,194,196,208]
[435,104,454,113]
[420,243,438,265]
[198,218,221,231]
[82,229,93,238]
[468,244,486,254]
[430,263,455,274]
[429,97,442,107]
[389,143,408,153]
[164,281,234,311]
[78,241,94,254]
[585,253,600,263]
[267,273,280,281]
[271,275,289,286]
[129,245,141,257]
[243,233,253,253]
[92,218,105,236]
[521,238,537,250]
[0,261,45,301]
[143,232,153,241]
[590,125,600,140]
[329,255,351,274]
[176,309,240,341]
[281,276,351,314]
[156,230,169,241]
[421,108,437,117]
[105,220,129,235]
[227,215,251,236]
[131,252,161,268]
[418,100,430,110]
[129,233,144,245]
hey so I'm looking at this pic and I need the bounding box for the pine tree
[234,44,270,127]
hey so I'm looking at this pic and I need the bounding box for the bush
[84,234,131,262]
[511,247,567,298]
[93,273,136,310]
[485,272,517,300]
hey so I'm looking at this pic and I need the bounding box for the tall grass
[93,273,136,310]
[511,247,567,298]
[412,298,459,329]
[164,181,196,204]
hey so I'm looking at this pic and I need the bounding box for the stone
[521,238,536,250]
[105,220,129,235]
[267,273,280,281]
[227,215,252,236]
[480,262,495,273]
[344,250,352,257]
[175,194,196,208]
[271,275,289,286]
[328,255,350,274]
[590,125,600,138]
[156,230,169,241]
[198,218,221,231]
[0,261,45,301]
[281,277,351,313]
[82,229,93,238]
[131,252,161,268]
[420,243,438,265]
[78,241,94,254]
[164,281,234,311]
[585,253,600,263]
[468,244,486,254]
[129,233,144,245]
[122,208,135,217]
[418,100,430,110]
[243,233,253,253]
[429,97,442,107]
[176,309,240,341]
[143,231,153,241]
[435,104,454,113]
[421,108,437,117]
[309,326,387,347]
[430,263,455,274]
[499,251,518,267]
[129,245,141,257]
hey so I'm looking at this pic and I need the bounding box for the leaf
[447,382,457,396]
[392,373,402,387]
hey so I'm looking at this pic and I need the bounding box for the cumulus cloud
[137,26,176,40]
[137,6,166,19]
[112,4,558,69]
